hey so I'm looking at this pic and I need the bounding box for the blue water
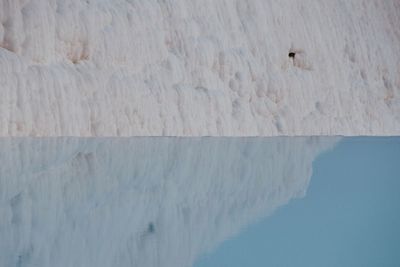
[195,137,400,267]
[0,137,399,267]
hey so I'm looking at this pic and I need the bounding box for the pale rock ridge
[0,0,399,136]
[0,137,337,267]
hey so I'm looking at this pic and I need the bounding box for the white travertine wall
[0,137,337,267]
[0,0,399,136]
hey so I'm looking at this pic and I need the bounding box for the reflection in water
[0,137,337,267]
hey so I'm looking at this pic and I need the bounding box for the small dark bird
[288,52,296,58]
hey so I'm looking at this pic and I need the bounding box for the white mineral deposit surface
[1,0,399,136]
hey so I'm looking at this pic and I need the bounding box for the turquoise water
[195,137,400,267]
[0,137,398,267]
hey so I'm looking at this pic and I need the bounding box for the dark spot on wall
[288,52,296,58]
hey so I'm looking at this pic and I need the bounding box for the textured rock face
[1,0,400,136]
[0,137,337,267]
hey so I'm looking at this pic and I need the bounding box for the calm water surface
[0,137,398,267]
